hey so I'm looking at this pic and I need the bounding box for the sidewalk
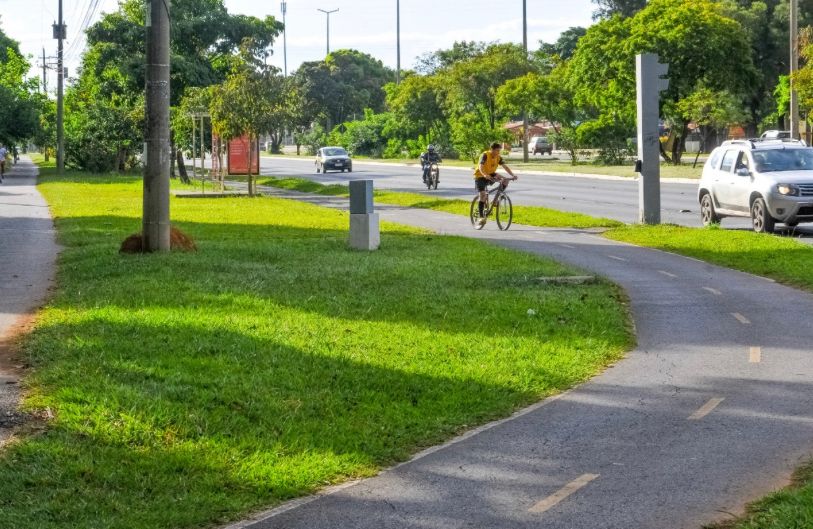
[0,157,58,443]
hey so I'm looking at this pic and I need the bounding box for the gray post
[396,0,401,84]
[636,53,669,225]
[790,0,800,138]
[143,0,171,252]
[55,0,65,175]
[349,180,380,251]
[522,0,529,163]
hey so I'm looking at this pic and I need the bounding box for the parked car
[529,136,553,156]
[315,147,353,173]
[698,138,813,233]
[760,130,792,140]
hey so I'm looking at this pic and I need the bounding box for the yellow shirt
[474,151,504,179]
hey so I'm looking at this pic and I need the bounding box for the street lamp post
[522,0,530,163]
[790,0,800,139]
[317,8,339,56]
[396,0,401,84]
[281,1,288,76]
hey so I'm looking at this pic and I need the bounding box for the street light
[317,8,339,56]
[396,0,401,84]
[522,0,530,163]
[281,1,288,76]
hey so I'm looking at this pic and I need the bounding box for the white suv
[698,139,813,233]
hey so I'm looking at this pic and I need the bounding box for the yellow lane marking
[750,346,762,363]
[702,287,723,296]
[658,270,678,278]
[529,474,600,514]
[688,398,725,420]
[732,313,751,325]
[608,255,627,262]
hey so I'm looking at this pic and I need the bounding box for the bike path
[225,184,813,529]
[0,157,58,443]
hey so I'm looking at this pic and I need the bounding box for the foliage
[329,110,394,157]
[295,124,328,156]
[536,27,587,67]
[591,0,646,19]
[415,41,487,74]
[0,41,40,147]
[0,163,631,529]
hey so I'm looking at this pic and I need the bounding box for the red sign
[227,136,260,175]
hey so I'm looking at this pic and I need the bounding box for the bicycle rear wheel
[496,194,513,231]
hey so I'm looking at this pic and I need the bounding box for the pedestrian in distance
[0,144,7,183]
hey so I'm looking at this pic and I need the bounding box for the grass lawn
[268,153,702,179]
[605,224,813,290]
[708,463,813,529]
[0,156,632,529]
[259,176,622,229]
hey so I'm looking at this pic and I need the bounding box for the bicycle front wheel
[496,194,513,231]
[470,196,481,227]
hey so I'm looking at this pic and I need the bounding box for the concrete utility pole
[143,0,171,252]
[522,0,529,163]
[396,0,401,84]
[790,0,800,138]
[41,48,48,93]
[636,53,669,225]
[281,1,288,76]
[317,8,338,56]
[53,0,65,175]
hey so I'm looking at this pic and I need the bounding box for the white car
[315,147,353,174]
[698,139,813,233]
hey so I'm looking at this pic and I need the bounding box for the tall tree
[591,0,646,19]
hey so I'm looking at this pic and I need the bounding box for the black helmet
[427,145,436,153]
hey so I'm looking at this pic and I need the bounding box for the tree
[210,59,284,196]
[497,68,583,164]
[385,73,447,143]
[292,50,393,130]
[569,0,754,164]
[591,0,646,19]
[537,27,587,63]
[676,87,747,167]
[415,41,488,74]
[0,31,40,148]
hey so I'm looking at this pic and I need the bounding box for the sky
[4,0,595,91]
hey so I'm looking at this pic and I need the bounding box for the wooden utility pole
[522,0,530,163]
[790,0,800,138]
[54,0,65,174]
[143,0,171,252]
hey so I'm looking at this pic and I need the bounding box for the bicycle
[423,162,440,190]
[470,179,514,231]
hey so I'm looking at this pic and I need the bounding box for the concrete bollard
[349,180,380,251]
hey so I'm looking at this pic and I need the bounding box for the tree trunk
[671,122,689,165]
[170,139,177,178]
[659,142,673,164]
[176,149,190,184]
[247,135,255,197]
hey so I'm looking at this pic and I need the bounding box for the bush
[330,110,393,157]
[297,125,328,155]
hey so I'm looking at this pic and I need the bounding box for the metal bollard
[349,180,380,251]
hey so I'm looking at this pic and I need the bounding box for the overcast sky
[5,0,595,91]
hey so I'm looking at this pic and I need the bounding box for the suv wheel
[700,193,720,226]
[751,197,775,234]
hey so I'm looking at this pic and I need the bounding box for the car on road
[760,130,792,140]
[316,147,353,173]
[529,136,553,156]
[699,138,813,233]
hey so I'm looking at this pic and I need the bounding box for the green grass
[267,153,703,179]
[260,176,622,229]
[0,157,632,529]
[706,463,813,529]
[605,224,813,290]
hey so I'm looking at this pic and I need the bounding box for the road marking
[529,474,600,514]
[658,270,678,278]
[608,255,627,262]
[559,243,576,249]
[732,313,751,325]
[702,287,723,296]
[688,398,725,420]
[750,346,762,363]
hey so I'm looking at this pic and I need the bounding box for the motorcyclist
[419,145,442,183]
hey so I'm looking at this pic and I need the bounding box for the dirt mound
[120,226,198,254]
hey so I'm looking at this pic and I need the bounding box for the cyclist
[474,142,517,227]
[419,145,442,184]
[0,144,7,183]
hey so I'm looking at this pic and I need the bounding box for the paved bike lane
[224,185,813,529]
[0,157,58,444]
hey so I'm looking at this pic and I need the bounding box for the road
[228,188,813,529]
[251,156,813,242]
[0,157,57,444]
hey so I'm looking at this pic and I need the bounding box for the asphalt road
[251,155,813,242]
[0,157,57,443]
[229,188,813,529]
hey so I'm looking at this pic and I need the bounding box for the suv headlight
[777,184,801,196]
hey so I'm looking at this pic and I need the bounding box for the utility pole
[396,0,401,84]
[281,1,288,76]
[41,47,47,93]
[317,8,338,56]
[53,0,66,175]
[522,0,529,163]
[790,0,800,139]
[143,0,171,252]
